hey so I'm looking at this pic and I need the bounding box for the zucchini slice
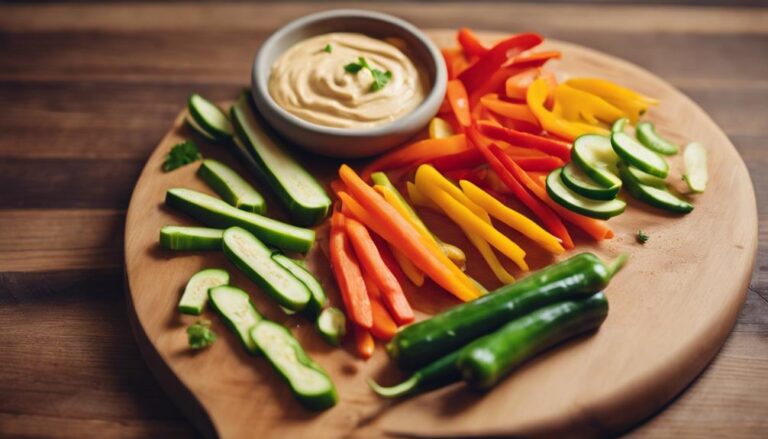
[272,253,327,318]
[197,159,266,214]
[230,92,331,226]
[683,142,707,193]
[560,163,620,200]
[165,188,315,253]
[179,268,230,315]
[611,132,669,178]
[315,307,346,346]
[209,285,263,354]
[618,162,693,213]
[571,134,622,188]
[250,320,338,410]
[611,117,629,134]
[546,169,626,220]
[222,227,311,311]
[159,225,223,251]
[188,94,234,141]
[635,121,679,156]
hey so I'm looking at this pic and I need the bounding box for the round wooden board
[124,30,757,438]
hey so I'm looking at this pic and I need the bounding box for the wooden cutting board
[124,30,757,438]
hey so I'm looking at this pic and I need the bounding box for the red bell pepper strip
[457,27,488,58]
[361,134,469,180]
[478,121,572,161]
[458,32,543,94]
[468,66,521,108]
[329,211,373,328]
[447,80,471,127]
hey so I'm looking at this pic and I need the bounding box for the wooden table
[0,2,766,438]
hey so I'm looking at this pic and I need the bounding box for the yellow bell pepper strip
[429,116,455,139]
[415,165,491,222]
[415,176,528,272]
[361,134,469,181]
[390,245,425,287]
[461,224,516,284]
[459,180,565,254]
[564,78,658,123]
[553,84,626,126]
[407,181,441,212]
[527,78,609,141]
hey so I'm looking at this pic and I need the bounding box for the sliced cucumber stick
[611,132,669,178]
[618,162,693,213]
[571,134,622,188]
[160,226,223,250]
[209,285,263,354]
[178,269,229,315]
[272,253,327,318]
[635,121,679,155]
[188,94,234,141]
[231,92,330,226]
[560,163,620,200]
[546,169,626,219]
[683,142,707,193]
[186,116,218,142]
[316,307,346,346]
[250,320,338,410]
[165,188,315,253]
[198,159,265,214]
[222,227,311,311]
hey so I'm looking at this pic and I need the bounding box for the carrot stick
[480,94,541,128]
[478,121,572,161]
[329,211,373,328]
[352,324,375,360]
[447,80,471,127]
[361,134,470,180]
[345,217,414,325]
[362,275,399,341]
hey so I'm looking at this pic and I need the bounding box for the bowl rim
[252,8,447,137]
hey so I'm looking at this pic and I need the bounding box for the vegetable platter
[124,30,757,438]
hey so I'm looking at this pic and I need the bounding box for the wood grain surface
[1,2,767,438]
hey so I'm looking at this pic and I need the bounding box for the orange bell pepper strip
[337,166,481,301]
[362,275,399,341]
[447,80,471,127]
[441,47,470,80]
[468,66,521,108]
[345,217,414,325]
[480,94,541,128]
[458,32,543,93]
[457,27,488,58]
[505,68,542,101]
[329,211,373,329]
[352,324,375,360]
[506,50,561,69]
[361,134,469,180]
[477,121,571,161]
[527,78,609,141]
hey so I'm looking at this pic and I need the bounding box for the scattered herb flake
[344,56,393,92]
[323,44,332,53]
[163,140,201,172]
[344,62,363,73]
[636,230,649,244]
[187,319,217,349]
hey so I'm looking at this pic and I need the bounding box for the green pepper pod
[387,252,626,370]
[369,349,463,399]
[458,292,608,390]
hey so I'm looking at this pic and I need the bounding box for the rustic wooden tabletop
[0,1,766,438]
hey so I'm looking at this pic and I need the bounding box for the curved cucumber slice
[635,121,679,155]
[188,94,234,141]
[179,269,229,315]
[197,159,265,214]
[316,307,346,346]
[683,142,707,193]
[611,117,629,134]
[272,253,327,318]
[250,320,338,410]
[546,169,626,219]
[231,93,331,226]
[618,162,693,213]
[611,132,669,178]
[165,188,314,253]
[186,116,218,142]
[619,161,666,188]
[571,134,622,188]
[561,163,620,200]
[160,226,223,250]
[222,227,311,311]
[209,285,263,354]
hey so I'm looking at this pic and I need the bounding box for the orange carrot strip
[447,80,472,127]
[480,94,541,128]
[329,211,373,328]
[362,275,399,341]
[361,134,469,181]
[352,324,375,360]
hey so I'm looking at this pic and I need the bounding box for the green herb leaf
[358,56,371,70]
[636,230,649,244]
[344,62,363,73]
[163,140,201,172]
[323,44,332,53]
[187,319,217,349]
[370,69,393,92]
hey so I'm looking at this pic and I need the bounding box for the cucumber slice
[159,225,223,250]
[571,134,622,188]
[611,132,669,178]
[683,142,707,193]
[250,320,338,410]
[611,117,629,134]
[188,94,234,141]
[186,116,218,142]
[179,269,229,315]
[560,163,620,200]
[618,162,693,213]
[209,285,263,354]
[272,253,327,318]
[546,169,626,219]
[165,188,315,253]
[197,159,266,214]
[635,121,679,155]
[316,307,346,346]
[222,227,311,311]
[231,92,331,226]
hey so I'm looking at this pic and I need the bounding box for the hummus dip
[268,32,428,129]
